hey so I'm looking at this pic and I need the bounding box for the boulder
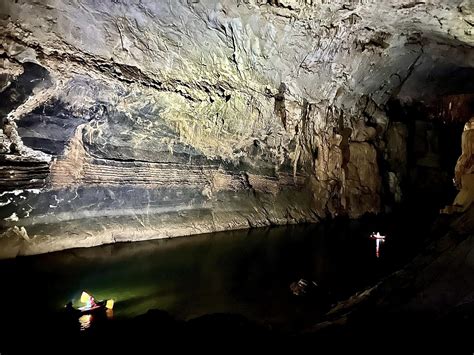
[290,278,319,296]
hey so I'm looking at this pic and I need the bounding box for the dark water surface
[0,216,422,333]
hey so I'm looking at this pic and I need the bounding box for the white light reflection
[79,314,92,331]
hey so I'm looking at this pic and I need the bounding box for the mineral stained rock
[443,117,474,213]
[0,0,473,256]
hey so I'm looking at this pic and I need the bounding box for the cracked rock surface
[0,0,473,256]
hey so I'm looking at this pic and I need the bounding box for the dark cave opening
[386,99,465,215]
[379,34,474,218]
[372,87,471,272]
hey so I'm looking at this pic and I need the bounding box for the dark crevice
[274,82,287,130]
[386,98,464,215]
[0,62,51,123]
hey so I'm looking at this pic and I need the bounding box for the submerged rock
[0,225,29,259]
[290,279,319,296]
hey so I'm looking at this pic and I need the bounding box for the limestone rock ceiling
[0,0,473,256]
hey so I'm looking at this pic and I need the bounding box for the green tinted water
[0,221,396,328]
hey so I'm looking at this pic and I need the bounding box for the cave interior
[0,0,474,351]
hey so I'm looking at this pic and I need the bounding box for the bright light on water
[79,314,92,331]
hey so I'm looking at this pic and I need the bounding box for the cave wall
[0,0,473,257]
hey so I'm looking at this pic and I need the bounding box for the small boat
[370,232,386,240]
[65,291,114,315]
[369,232,386,258]
[78,300,110,314]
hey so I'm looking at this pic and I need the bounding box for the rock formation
[442,117,474,213]
[0,0,473,256]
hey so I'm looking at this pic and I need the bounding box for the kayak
[65,292,114,315]
[77,300,109,314]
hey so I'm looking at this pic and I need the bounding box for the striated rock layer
[0,0,473,256]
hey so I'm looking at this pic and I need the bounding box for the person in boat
[86,295,97,308]
[370,232,385,240]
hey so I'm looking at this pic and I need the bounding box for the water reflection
[79,314,92,331]
[78,309,113,331]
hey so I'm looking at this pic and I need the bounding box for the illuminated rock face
[0,0,473,256]
[442,118,474,214]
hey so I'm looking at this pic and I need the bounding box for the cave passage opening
[380,35,474,219]
[385,99,465,215]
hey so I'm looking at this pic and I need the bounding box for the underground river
[0,212,430,336]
